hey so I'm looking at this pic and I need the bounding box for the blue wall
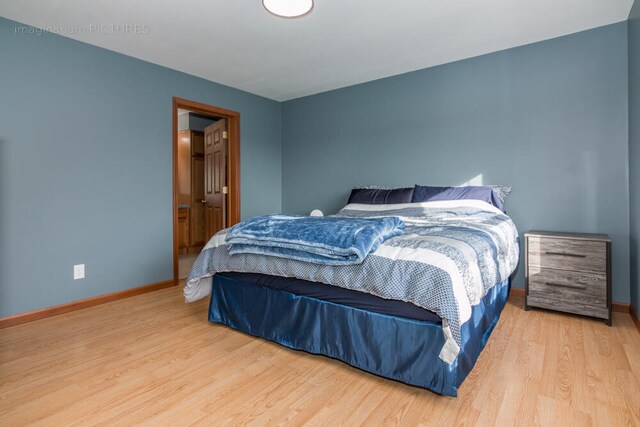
[0,17,282,317]
[282,23,630,301]
[630,0,640,314]
[1,14,635,318]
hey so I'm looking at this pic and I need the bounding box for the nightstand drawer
[527,236,606,273]
[526,295,609,320]
[528,266,606,306]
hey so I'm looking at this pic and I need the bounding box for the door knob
[201,200,206,204]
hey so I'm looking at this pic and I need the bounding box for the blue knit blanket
[225,214,405,265]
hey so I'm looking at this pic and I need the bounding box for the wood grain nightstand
[524,231,612,326]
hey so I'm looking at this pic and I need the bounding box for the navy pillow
[412,185,506,212]
[348,187,414,205]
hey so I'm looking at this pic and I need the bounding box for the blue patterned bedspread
[184,199,519,364]
[225,214,405,265]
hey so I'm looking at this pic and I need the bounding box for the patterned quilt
[184,199,519,364]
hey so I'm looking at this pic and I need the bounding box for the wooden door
[189,131,205,248]
[204,119,227,240]
[190,156,205,247]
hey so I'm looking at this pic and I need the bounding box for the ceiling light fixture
[263,0,314,18]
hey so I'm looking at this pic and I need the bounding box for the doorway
[172,97,240,284]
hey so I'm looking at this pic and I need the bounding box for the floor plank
[1,287,639,426]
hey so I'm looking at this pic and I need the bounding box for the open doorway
[172,97,240,284]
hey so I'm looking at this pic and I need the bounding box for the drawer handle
[545,281,586,290]
[545,251,586,258]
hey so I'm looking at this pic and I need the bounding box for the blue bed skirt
[208,275,510,397]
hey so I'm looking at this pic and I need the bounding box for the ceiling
[0,0,633,101]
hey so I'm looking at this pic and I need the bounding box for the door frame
[172,97,241,285]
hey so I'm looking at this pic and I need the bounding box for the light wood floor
[1,286,639,426]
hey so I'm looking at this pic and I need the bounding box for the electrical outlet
[74,264,85,280]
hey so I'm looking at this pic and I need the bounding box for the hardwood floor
[1,286,639,426]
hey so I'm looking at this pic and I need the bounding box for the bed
[184,188,519,397]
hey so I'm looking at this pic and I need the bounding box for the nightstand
[524,231,612,326]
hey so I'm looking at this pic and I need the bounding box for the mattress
[217,272,441,323]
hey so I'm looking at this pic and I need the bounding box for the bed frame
[208,274,510,397]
